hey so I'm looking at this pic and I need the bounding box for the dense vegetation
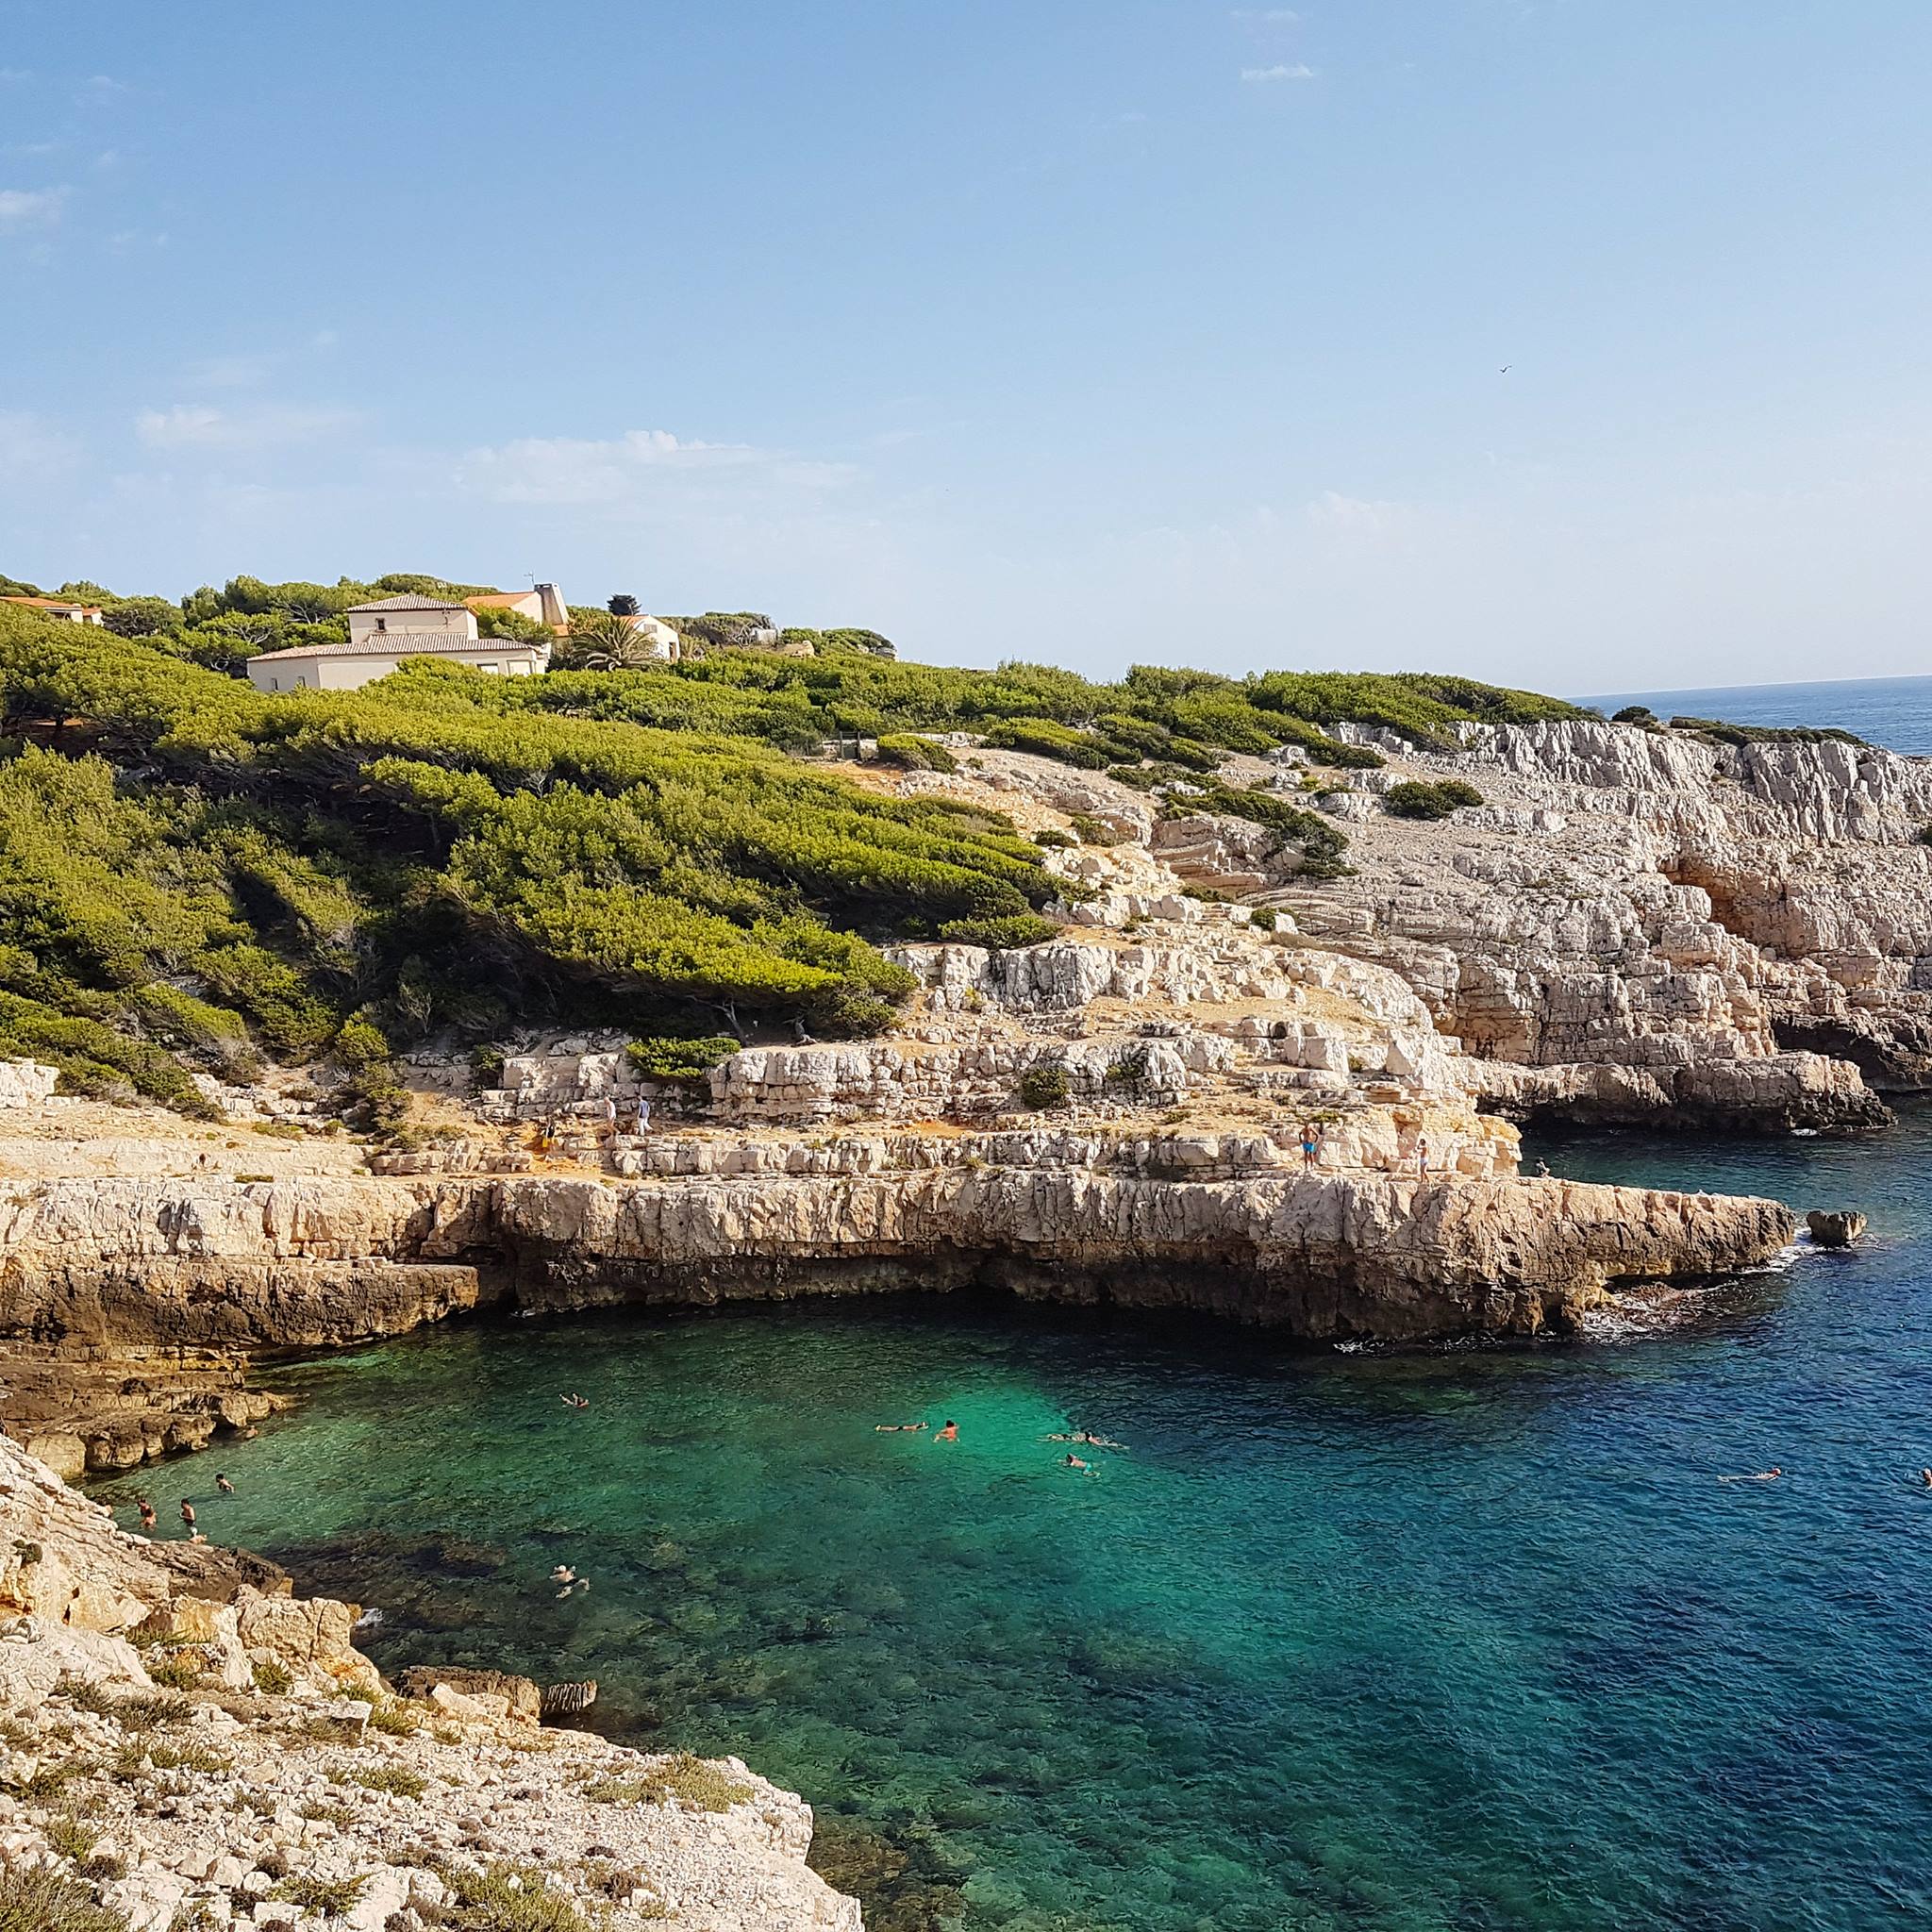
[0,611,1057,1114]
[0,576,1586,1119]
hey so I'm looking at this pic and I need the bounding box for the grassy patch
[0,1863,131,1932]
[432,1863,596,1932]
[584,1752,753,1813]
[267,1875,368,1921]
[250,1659,292,1695]
[116,1692,192,1733]
[143,1654,204,1691]
[351,1763,427,1799]
[42,1812,99,1862]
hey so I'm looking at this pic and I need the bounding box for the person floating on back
[874,1422,927,1432]
[1718,1468,1782,1482]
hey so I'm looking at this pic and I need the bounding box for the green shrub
[1031,828,1074,849]
[433,1861,598,1932]
[1018,1063,1072,1109]
[936,913,1062,950]
[353,1764,426,1798]
[1383,780,1484,821]
[1067,812,1128,846]
[874,733,958,773]
[981,717,1120,769]
[625,1035,741,1084]
[1248,908,1277,931]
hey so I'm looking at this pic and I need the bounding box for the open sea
[1579,673,1932,757]
[96,1114,1932,1932]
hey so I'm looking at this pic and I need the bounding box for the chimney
[534,582,568,631]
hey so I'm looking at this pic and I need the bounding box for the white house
[2,594,104,625]
[618,611,682,660]
[246,594,549,692]
[464,583,570,632]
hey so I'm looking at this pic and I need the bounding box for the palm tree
[562,608,661,670]
[607,593,641,617]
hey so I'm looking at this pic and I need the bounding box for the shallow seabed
[99,1118,1932,1932]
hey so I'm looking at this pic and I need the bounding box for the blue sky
[4,1,1930,691]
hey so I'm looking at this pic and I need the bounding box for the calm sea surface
[97,1116,1932,1931]
[1580,673,1932,756]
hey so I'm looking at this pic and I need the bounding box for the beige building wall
[247,644,543,693]
[346,606,478,647]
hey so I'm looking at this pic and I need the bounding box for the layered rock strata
[0,1159,1792,1399]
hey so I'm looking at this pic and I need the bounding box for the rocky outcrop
[0,1436,859,1932]
[0,1160,1791,1357]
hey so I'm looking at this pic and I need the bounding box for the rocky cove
[4,709,1927,1930]
[8,708,1920,1473]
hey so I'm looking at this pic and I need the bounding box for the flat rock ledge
[0,1168,1794,1376]
[0,1432,858,1932]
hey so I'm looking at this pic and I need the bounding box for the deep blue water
[96,1116,1932,1932]
[1580,674,1932,756]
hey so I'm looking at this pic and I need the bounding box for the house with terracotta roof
[245,595,549,692]
[1,594,105,625]
[463,582,570,632]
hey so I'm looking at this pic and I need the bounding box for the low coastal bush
[1383,780,1486,821]
[250,1659,292,1695]
[1018,1063,1072,1110]
[1067,812,1128,846]
[936,913,1062,951]
[353,1763,427,1799]
[874,732,958,773]
[625,1035,741,1084]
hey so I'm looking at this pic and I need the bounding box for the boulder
[1806,1208,1868,1248]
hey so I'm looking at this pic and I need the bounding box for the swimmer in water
[179,1498,196,1530]
[1718,1468,1782,1482]
[136,1496,157,1532]
[558,1392,590,1410]
[874,1423,928,1432]
[215,1473,235,1495]
[1062,1453,1090,1472]
[551,1565,576,1584]
[1920,1470,1932,1490]
[935,1420,958,1443]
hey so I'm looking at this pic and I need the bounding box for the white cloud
[1307,491,1399,535]
[0,409,82,475]
[1241,63,1315,82]
[133,401,358,450]
[455,427,855,508]
[0,186,68,230]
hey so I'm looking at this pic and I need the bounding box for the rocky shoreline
[0,1432,859,1930]
[4,711,1915,1472]
[0,1158,1796,1478]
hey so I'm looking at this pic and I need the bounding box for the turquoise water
[97,1117,1932,1931]
[1579,673,1932,757]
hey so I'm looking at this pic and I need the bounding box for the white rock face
[0,1058,58,1108]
